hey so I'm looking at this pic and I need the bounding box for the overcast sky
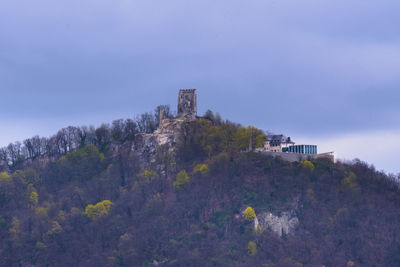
[0,0,399,173]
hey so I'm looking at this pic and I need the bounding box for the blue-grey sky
[1,0,400,173]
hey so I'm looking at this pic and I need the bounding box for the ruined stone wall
[178,89,197,120]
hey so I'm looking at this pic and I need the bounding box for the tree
[123,119,138,142]
[243,206,256,221]
[29,191,39,207]
[342,172,358,190]
[9,217,20,241]
[173,170,190,188]
[137,112,156,133]
[247,241,257,256]
[95,124,112,152]
[193,164,209,175]
[84,200,113,220]
[56,145,105,184]
[300,160,315,172]
[234,126,265,152]
[111,119,126,143]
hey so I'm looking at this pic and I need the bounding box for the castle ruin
[178,89,197,120]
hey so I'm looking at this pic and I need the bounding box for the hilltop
[0,92,399,266]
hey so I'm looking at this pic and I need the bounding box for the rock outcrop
[134,117,186,165]
[254,211,299,237]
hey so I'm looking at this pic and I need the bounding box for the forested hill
[0,110,400,267]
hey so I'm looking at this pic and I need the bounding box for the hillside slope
[0,116,399,267]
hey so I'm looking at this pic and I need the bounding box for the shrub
[194,164,209,175]
[300,160,315,172]
[58,145,105,183]
[0,172,11,181]
[243,206,256,221]
[173,170,190,188]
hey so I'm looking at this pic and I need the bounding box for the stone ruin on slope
[134,89,199,166]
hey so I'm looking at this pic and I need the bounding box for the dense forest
[0,109,400,267]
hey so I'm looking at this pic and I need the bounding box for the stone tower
[178,89,197,120]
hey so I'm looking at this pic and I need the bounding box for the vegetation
[247,241,258,256]
[84,200,113,220]
[193,163,209,175]
[0,110,399,266]
[178,117,266,161]
[243,206,257,221]
[173,170,190,188]
[300,160,315,172]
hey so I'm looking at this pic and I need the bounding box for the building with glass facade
[282,145,317,155]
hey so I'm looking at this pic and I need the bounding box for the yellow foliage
[193,164,209,175]
[234,126,266,151]
[247,241,257,256]
[173,170,190,188]
[84,200,113,220]
[243,206,256,221]
[300,161,315,172]
[193,119,266,156]
[0,172,11,181]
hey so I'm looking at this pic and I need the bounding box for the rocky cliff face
[255,211,299,237]
[132,117,186,171]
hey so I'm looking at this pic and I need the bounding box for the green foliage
[247,241,257,256]
[13,169,40,186]
[193,164,209,175]
[57,145,105,183]
[27,184,39,207]
[173,170,190,188]
[243,206,256,221]
[179,119,266,160]
[234,126,266,151]
[84,200,113,220]
[300,160,315,172]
